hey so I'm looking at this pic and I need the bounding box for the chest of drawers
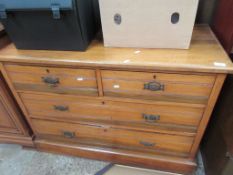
[0,25,232,174]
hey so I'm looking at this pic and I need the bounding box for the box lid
[0,0,73,10]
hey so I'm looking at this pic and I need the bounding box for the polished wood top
[0,25,232,74]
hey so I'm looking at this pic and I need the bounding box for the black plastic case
[0,0,99,51]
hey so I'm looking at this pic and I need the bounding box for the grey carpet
[0,144,108,175]
[0,144,205,175]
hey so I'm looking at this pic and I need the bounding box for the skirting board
[0,134,34,147]
[35,139,196,174]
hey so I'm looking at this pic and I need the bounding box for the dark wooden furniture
[0,25,232,174]
[201,1,233,174]
[212,0,233,54]
[202,75,233,175]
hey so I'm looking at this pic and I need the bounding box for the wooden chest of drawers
[0,25,232,174]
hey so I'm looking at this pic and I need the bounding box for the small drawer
[20,93,204,134]
[102,70,215,104]
[31,119,194,156]
[5,65,98,96]
[20,93,111,122]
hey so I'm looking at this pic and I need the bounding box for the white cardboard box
[99,0,199,49]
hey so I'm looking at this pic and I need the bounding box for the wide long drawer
[20,93,204,133]
[102,70,215,104]
[5,65,98,96]
[31,119,194,156]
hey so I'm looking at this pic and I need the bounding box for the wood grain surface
[5,65,98,96]
[0,25,231,174]
[35,139,196,174]
[102,70,215,103]
[19,92,204,135]
[0,25,232,74]
[31,118,194,156]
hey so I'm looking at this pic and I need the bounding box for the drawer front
[31,119,194,155]
[5,65,98,96]
[102,71,215,104]
[20,93,204,132]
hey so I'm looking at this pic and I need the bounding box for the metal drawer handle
[140,141,155,147]
[62,131,75,139]
[54,105,69,111]
[142,114,160,122]
[144,82,164,91]
[42,76,60,87]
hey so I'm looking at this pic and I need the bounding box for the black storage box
[0,0,99,51]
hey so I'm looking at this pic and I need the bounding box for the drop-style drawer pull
[144,81,164,91]
[42,76,60,87]
[139,141,155,147]
[142,114,160,122]
[54,105,69,111]
[62,131,75,139]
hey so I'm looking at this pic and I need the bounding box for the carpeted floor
[0,144,205,175]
